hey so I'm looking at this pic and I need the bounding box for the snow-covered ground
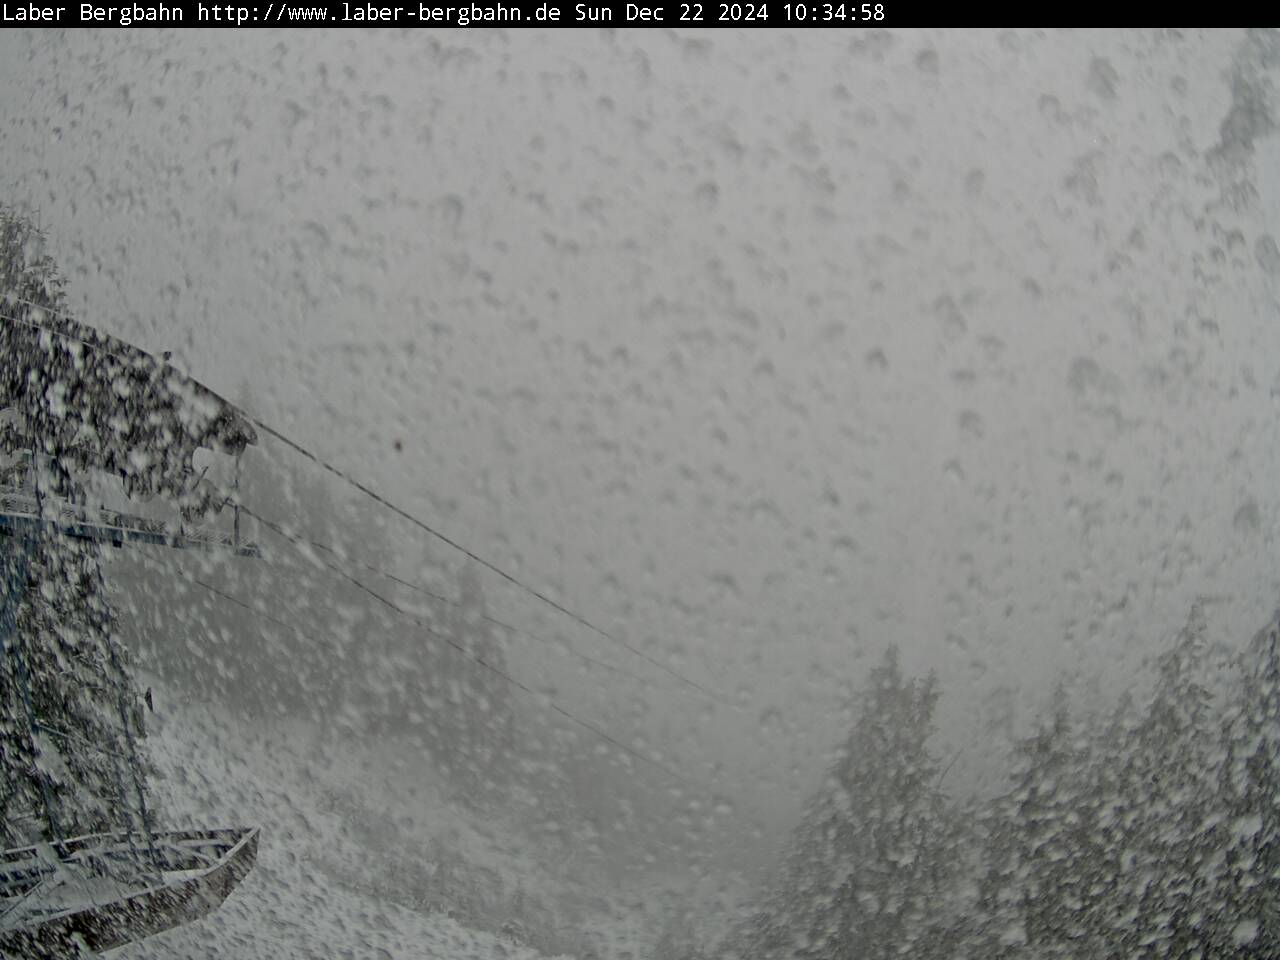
[104,688,665,960]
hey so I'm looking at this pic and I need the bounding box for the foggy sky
[1,28,1277,811]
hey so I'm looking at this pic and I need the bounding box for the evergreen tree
[1,533,152,845]
[971,602,1266,960]
[1211,609,1280,957]
[1118,602,1221,958]
[383,559,519,796]
[975,687,1106,960]
[741,647,955,960]
[337,492,421,735]
[441,564,516,787]
[1,207,153,845]
[1072,689,1141,955]
[323,498,519,792]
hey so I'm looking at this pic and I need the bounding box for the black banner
[0,0,1249,29]
[4,0,1069,27]
[5,0,892,24]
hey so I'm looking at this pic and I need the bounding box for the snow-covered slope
[105,692,585,960]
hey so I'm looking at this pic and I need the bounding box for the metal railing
[0,489,259,557]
